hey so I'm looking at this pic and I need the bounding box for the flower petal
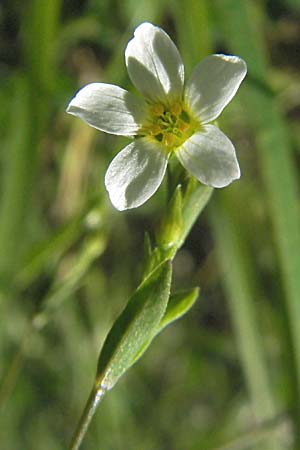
[105,138,168,210]
[185,54,247,123]
[66,83,147,136]
[125,22,184,104]
[176,125,240,188]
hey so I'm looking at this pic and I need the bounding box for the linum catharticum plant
[66,22,246,450]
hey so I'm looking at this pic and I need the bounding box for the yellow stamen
[178,120,190,132]
[170,102,182,116]
[142,101,198,151]
[163,133,175,147]
[151,103,165,116]
[149,124,162,136]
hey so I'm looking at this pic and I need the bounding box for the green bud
[155,185,183,253]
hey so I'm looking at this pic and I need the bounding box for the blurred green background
[1,1,300,449]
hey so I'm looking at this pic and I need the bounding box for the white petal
[176,125,240,188]
[185,54,247,123]
[125,22,184,104]
[105,138,168,210]
[66,83,147,136]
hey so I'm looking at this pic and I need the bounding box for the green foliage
[96,260,172,390]
[132,287,199,364]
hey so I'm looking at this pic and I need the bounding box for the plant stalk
[69,384,106,450]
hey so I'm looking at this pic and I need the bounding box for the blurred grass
[0,1,62,284]
[0,1,300,449]
[210,192,279,449]
[215,1,300,446]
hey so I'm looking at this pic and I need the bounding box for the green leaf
[131,287,199,365]
[159,287,199,330]
[96,260,172,390]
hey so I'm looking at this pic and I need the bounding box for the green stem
[69,385,106,450]
[144,183,213,278]
[180,184,213,248]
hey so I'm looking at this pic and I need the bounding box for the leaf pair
[96,260,198,391]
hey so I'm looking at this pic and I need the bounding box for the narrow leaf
[132,287,199,365]
[96,260,172,390]
[159,287,199,330]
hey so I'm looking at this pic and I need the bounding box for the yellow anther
[172,128,182,137]
[163,133,175,147]
[178,120,190,132]
[170,102,182,116]
[151,103,165,116]
[143,103,196,150]
[149,124,162,136]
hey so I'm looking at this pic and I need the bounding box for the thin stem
[0,323,33,411]
[69,385,106,450]
[180,184,213,247]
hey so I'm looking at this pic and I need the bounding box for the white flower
[67,22,247,211]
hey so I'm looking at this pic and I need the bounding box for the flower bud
[155,185,183,253]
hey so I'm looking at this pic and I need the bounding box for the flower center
[141,102,199,152]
